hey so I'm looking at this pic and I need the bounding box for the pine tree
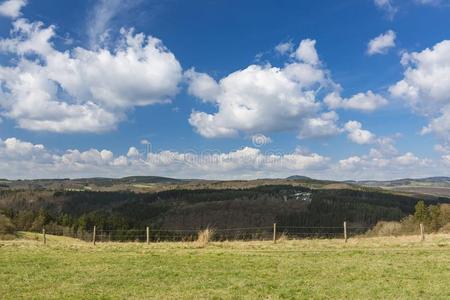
[414,201,430,224]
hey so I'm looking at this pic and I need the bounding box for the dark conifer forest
[2,185,449,240]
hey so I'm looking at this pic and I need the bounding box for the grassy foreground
[1,233,450,299]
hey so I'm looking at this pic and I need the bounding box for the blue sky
[0,0,450,180]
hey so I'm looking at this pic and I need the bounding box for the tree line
[1,185,449,240]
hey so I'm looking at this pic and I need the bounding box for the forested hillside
[2,185,449,239]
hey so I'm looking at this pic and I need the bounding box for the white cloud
[189,111,239,138]
[0,137,46,158]
[0,19,183,133]
[275,41,293,55]
[442,154,450,166]
[127,147,140,158]
[324,91,388,112]
[394,152,421,165]
[390,40,450,140]
[390,40,450,111]
[0,136,330,179]
[367,30,396,55]
[435,143,450,154]
[298,111,342,139]
[59,148,114,166]
[374,0,398,19]
[184,69,220,102]
[344,121,376,144]
[0,136,445,181]
[87,0,140,48]
[187,39,343,139]
[421,106,450,138]
[372,136,399,157]
[188,63,322,138]
[339,156,362,170]
[0,0,26,19]
[187,39,386,139]
[282,62,326,88]
[293,39,319,65]
[337,147,432,180]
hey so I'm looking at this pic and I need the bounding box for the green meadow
[1,233,450,299]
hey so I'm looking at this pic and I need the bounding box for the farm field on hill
[1,233,450,299]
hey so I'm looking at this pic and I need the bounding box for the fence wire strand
[37,224,373,243]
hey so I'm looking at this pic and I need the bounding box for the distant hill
[74,176,185,185]
[0,176,187,191]
[355,177,450,187]
[286,175,312,180]
[1,175,450,197]
[354,177,450,197]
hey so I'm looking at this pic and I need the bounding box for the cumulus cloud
[58,148,114,166]
[371,136,399,157]
[187,39,387,139]
[390,40,450,111]
[338,152,425,170]
[337,141,433,180]
[324,91,388,112]
[188,39,375,140]
[0,135,445,181]
[293,39,320,65]
[390,40,450,140]
[394,152,422,165]
[0,137,46,159]
[184,69,220,102]
[298,112,342,139]
[344,121,376,144]
[0,0,26,19]
[367,30,396,55]
[0,136,330,179]
[0,19,183,133]
[188,63,323,138]
[421,106,450,138]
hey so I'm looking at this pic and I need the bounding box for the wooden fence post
[146,226,150,244]
[344,221,347,243]
[42,228,46,245]
[273,223,277,244]
[420,223,425,242]
[93,226,96,245]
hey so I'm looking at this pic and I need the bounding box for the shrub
[0,214,16,240]
[438,204,450,227]
[399,215,420,234]
[367,221,403,237]
[439,223,450,233]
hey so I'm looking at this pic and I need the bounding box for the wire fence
[38,223,374,243]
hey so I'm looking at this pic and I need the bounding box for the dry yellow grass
[195,228,214,248]
[3,230,449,252]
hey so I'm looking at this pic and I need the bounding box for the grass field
[1,233,450,299]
